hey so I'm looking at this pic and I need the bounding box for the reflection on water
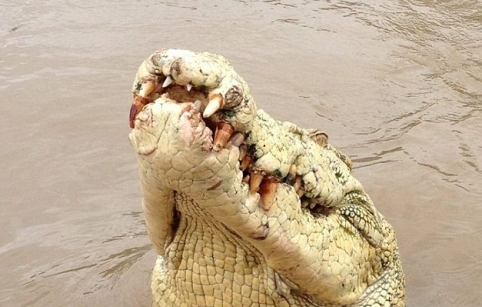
[1,0,481,306]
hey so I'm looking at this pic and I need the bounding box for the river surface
[1,0,481,306]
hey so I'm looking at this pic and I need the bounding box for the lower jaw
[156,192,303,306]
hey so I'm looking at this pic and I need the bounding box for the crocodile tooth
[309,201,317,209]
[129,96,150,128]
[203,94,223,118]
[297,187,305,198]
[129,104,137,128]
[186,83,193,91]
[249,172,263,192]
[162,75,173,88]
[193,100,202,113]
[293,176,302,192]
[230,133,244,147]
[260,178,277,211]
[238,144,247,161]
[213,122,234,151]
[242,174,250,183]
[139,80,156,98]
[240,155,252,171]
[301,199,309,208]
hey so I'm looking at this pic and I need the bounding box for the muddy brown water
[1,0,481,306]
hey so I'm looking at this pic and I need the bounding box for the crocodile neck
[151,192,315,306]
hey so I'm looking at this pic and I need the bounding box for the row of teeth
[136,77,323,213]
[239,145,325,212]
[138,76,223,118]
[136,76,231,152]
[212,125,324,213]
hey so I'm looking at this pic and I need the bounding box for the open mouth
[130,65,339,217]
[129,49,358,220]
[130,70,245,153]
[129,50,405,306]
[129,65,285,215]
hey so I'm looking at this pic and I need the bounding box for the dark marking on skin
[290,288,318,305]
[272,169,283,178]
[221,109,235,117]
[252,221,269,240]
[207,180,223,191]
[171,205,181,235]
[172,59,183,76]
[313,206,333,216]
[285,173,296,185]
[248,144,257,155]
[225,85,243,107]
[274,273,289,300]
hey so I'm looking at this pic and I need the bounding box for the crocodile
[128,49,405,307]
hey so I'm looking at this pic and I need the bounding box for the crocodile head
[129,49,405,306]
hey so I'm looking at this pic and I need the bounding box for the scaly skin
[129,49,405,307]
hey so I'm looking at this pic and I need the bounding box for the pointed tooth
[203,94,224,118]
[246,191,260,213]
[186,83,193,91]
[309,201,317,209]
[129,96,150,128]
[297,187,305,198]
[260,178,277,211]
[193,100,202,113]
[238,144,248,161]
[162,75,173,88]
[213,122,234,151]
[301,199,309,208]
[293,176,302,192]
[240,155,252,171]
[230,133,244,147]
[289,164,297,177]
[129,104,137,128]
[242,174,250,183]
[139,81,156,97]
[249,172,263,193]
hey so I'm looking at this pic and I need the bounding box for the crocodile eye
[135,82,142,92]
